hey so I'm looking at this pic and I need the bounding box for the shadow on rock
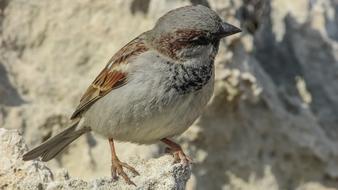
[0,63,24,106]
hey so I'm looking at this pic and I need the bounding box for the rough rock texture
[0,128,191,190]
[0,0,338,190]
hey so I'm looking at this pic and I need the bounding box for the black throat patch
[166,61,213,94]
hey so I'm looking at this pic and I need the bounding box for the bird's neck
[166,58,214,95]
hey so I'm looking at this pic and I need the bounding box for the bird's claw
[111,159,139,186]
[165,147,192,165]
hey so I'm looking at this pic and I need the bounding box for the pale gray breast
[82,51,214,142]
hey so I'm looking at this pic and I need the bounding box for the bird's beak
[217,22,241,38]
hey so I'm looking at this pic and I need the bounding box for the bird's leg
[161,138,192,165]
[108,138,139,186]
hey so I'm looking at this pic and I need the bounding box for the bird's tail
[22,119,91,162]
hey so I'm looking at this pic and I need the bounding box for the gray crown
[152,5,223,36]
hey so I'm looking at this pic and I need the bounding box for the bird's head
[148,5,241,61]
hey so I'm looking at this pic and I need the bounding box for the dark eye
[190,36,210,45]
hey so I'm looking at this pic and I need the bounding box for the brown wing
[70,35,149,119]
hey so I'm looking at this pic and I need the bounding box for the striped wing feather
[71,36,148,119]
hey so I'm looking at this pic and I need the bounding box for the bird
[22,5,241,185]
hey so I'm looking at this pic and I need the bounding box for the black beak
[218,22,241,38]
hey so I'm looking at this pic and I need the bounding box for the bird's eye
[190,36,210,45]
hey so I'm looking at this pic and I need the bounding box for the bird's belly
[82,77,213,144]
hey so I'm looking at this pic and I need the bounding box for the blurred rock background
[0,0,337,189]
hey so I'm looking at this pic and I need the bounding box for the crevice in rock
[130,0,150,15]
[0,63,24,106]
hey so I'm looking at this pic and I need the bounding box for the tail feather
[23,120,90,162]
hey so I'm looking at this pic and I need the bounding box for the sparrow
[23,5,241,185]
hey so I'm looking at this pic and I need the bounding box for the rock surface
[0,128,191,190]
[0,0,338,190]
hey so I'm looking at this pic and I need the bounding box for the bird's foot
[111,158,139,186]
[165,146,192,165]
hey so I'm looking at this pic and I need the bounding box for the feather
[70,35,148,119]
[22,119,90,161]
